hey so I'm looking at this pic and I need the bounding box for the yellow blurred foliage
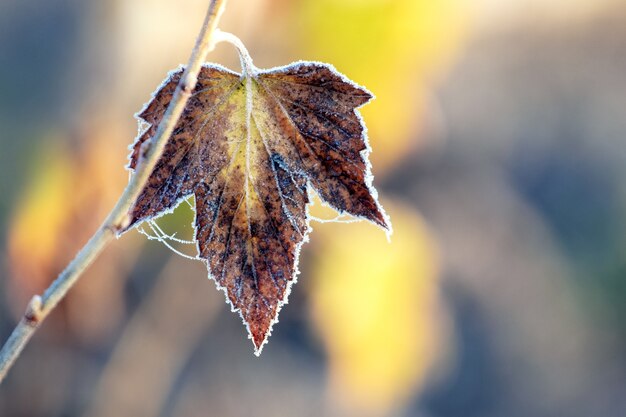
[292,0,467,172]
[8,141,73,286]
[309,200,449,415]
[7,121,137,344]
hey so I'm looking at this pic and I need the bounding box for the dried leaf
[122,62,389,353]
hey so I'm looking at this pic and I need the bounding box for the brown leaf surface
[122,62,388,353]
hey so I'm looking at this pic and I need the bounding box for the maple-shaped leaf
[122,61,389,353]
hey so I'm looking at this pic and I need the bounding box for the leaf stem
[213,29,256,76]
[0,0,228,384]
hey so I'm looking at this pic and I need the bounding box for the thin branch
[0,0,228,384]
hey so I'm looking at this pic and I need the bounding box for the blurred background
[1,0,625,416]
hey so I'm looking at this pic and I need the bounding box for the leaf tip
[250,326,270,356]
[367,203,393,242]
